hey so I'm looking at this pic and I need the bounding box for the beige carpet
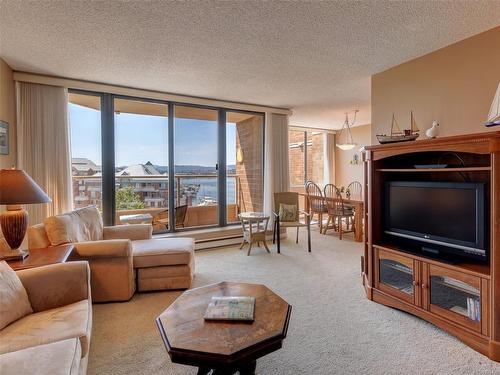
[88,229,500,375]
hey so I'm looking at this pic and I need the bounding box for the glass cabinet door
[428,265,482,332]
[376,249,418,305]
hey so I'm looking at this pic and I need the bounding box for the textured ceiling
[1,1,499,129]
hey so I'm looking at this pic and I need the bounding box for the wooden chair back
[305,181,325,212]
[274,192,299,221]
[323,184,346,215]
[348,181,363,200]
[175,205,188,227]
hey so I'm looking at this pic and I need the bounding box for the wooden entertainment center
[362,131,500,361]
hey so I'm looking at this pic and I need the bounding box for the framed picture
[0,120,8,155]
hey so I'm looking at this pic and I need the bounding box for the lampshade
[0,169,51,205]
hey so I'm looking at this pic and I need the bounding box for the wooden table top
[156,281,291,367]
[7,244,74,271]
[299,192,364,205]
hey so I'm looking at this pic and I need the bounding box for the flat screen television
[384,181,487,262]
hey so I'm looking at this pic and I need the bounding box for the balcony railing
[72,173,243,232]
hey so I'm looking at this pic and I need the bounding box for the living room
[1,2,500,374]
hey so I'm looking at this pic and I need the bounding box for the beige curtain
[263,113,290,219]
[324,132,336,185]
[16,82,72,224]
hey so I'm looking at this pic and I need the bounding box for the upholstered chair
[0,261,92,375]
[27,206,152,302]
[272,192,311,253]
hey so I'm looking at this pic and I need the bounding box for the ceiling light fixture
[336,110,359,151]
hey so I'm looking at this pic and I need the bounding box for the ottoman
[132,238,195,292]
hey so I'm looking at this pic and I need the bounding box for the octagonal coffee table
[156,282,292,375]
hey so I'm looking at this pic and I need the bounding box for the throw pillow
[44,205,104,246]
[0,261,33,330]
[278,203,297,222]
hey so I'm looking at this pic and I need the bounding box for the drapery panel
[324,132,336,185]
[263,113,290,221]
[16,82,72,224]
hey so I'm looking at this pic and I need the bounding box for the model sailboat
[485,82,500,127]
[376,111,420,144]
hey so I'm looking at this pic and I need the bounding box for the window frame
[288,127,327,188]
[68,89,265,232]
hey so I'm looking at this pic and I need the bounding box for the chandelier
[336,110,359,151]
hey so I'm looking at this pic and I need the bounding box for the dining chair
[272,192,311,253]
[305,180,328,233]
[347,181,363,201]
[323,184,355,239]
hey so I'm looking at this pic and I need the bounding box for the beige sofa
[28,206,195,302]
[0,262,92,375]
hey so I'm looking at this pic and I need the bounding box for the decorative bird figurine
[426,121,440,138]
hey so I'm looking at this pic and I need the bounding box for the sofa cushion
[132,238,194,268]
[0,338,81,375]
[0,300,91,357]
[0,261,33,330]
[44,206,103,246]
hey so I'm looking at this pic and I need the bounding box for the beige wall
[372,26,500,143]
[0,57,16,169]
[335,124,371,188]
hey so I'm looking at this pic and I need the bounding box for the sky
[69,103,237,167]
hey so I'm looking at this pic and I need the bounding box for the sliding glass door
[174,105,219,229]
[114,98,169,234]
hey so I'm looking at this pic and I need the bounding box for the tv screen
[384,181,486,259]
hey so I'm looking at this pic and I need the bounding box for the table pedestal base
[197,361,256,375]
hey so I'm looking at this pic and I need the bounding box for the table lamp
[0,169,51,259]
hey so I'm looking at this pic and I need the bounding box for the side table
[238,212,270,256]
[6,244,74,271]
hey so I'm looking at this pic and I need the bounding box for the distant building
[71,159,213,211]
[71,158,102,209]
[116,162,167,208]
[72,157,102,176]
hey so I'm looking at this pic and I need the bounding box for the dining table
[300,193,364,242]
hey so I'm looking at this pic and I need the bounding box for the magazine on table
[204,296,255,321]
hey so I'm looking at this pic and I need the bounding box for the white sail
[487,82,500,123]
[410,110,419,132]
[391,114,402,135]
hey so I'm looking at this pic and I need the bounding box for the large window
[68,91,264,233]
[288,129,327,187]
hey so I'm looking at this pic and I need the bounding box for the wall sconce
[237,149,244,163]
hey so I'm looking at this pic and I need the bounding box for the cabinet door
[375,249,420,305]
[426,264,486,333]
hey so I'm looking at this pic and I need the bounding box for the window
[68,90,264,232]
[68,93,102,212]
[114,98,169,233]
[174,105,219,229]
[288,129,327,187]
[226,112,264,223]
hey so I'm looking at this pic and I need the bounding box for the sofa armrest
[73,239,132,258]
[17,261,91,313]
[103,224,152,241]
